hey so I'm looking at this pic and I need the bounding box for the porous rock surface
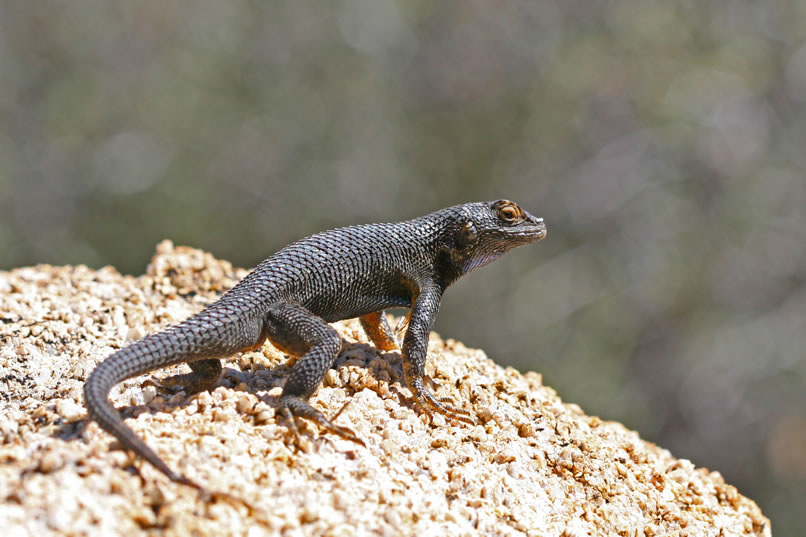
[0,241,771,536]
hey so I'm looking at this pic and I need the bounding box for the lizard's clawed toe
[411,381,476,426]
[278,395,366,448]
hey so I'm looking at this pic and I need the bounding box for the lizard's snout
[526,215,547,241]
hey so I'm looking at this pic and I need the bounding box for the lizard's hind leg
[143,311,269,395]
[264,302,365,447]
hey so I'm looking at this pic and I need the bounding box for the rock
[0,243,771,536]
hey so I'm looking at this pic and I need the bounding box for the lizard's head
[446,199,546,275]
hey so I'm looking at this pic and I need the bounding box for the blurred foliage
[1,1,805,533]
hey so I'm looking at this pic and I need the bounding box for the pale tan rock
[0,242,770,536]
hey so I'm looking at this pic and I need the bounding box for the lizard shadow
[57,340,415,448]
[248,340,416,439]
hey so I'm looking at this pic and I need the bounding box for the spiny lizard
[84,200,546,489]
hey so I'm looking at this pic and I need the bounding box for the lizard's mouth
[514,218,547,243]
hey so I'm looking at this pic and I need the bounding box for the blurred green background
[1,1,804,533]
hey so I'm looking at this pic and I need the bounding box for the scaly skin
[84,200,546,489]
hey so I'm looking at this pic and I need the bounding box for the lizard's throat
[461,251,506,274]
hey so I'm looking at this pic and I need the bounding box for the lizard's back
[234,215,449,322]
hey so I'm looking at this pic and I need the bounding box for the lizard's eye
[497,203,522,223]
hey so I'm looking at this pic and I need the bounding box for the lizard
[84,199,546,490]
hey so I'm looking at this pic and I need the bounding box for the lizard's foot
[411,379,475,425]
[278,395,366,448]
[143,372,215,395]
[436,397,473,417]
[143,359,222,395]
[143,372,205,394]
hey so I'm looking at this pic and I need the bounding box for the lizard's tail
[84,300,266,486]
[83,327,207,486]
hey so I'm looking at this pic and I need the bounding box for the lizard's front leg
[400,286,475,425]
[359,311,400,351]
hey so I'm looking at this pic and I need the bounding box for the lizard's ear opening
[455,220,478,249]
